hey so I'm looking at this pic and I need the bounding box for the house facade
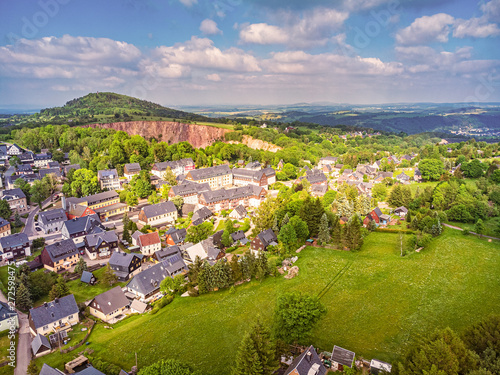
[0,301,18,332]
[28,294,79,336]
[137,232,162,257]
[0,218,11,238]
[61,215,104,244]
[37,209,66,234]
[168,181,211,205]
[123,163,141,180]
[84,230,119,260]
[41,239,79,272]
[198,185,267,212]
[138,201,177,227]
[151,158,195,178]
[108,252,142,281]
[184,165,233,189]
[250,229,278,252]
[1,188,29,214]
[89,286,130,323]
[0,233,31,260]
[97,169,120,191]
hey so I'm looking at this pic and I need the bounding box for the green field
[35,229,500,374]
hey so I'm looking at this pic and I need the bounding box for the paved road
[442,223,500,241]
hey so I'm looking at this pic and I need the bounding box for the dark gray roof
[160,249,188,275]
[311,184,328,195]
[397,172,410,180]
[97,169,118,179]
[76,367,106,375]
[80,271,95,284]
[62,215,103,236]
[187,164,231,181]
[0,218,8,228]
[304,170,327,184]
[17,164,32,172]
[170,181,211,196]
[231,230,247,243]
[0,301,17,322]
[191,206,213,225]
[109,252,140,268]
[0,233,28,250]
[31,333,51,355]
[44,239,78,263]
[39,168,62,178]
[199,185,264,205]
[331,345,355,368]
[284,345,327,375]
[38,209,66,226]
[85,230,118,248]
[167,228,186,244]
[29,294,78,330]
[153,158,194,171]
[1,188,26,200]
[155,246,181,261]
[40,364,64,375]
[232,168,266,182]
[124,163,141,173]
[394,206,408,214]
[90,286,129,316]
[141,201,177,219]
[232,205,247,217]
[373,207,383,218]
[47,161,60,169]
[245,161,261,169]
[34,153,52,161]
[126,263,169,296]
[84,190,119,206]
[64,164,80,175]
[258,229,278,247]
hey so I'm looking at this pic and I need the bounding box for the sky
[0,0,500,108]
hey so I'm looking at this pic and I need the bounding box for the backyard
[34,228,500,374]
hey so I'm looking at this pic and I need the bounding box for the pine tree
[16,283,32,311]
[74,257,88,275]
[57,277,70,297]
[188,256,203,284]
[122,225,131,243]
[348,215,364,251]
[272,216,279,234]
[281,212,290,228]
[14,212,23,227]
[221,230,232,248]
[330,214,342,247]
[230,255,242,283]
[197,267,209,294]
[101,263,118,286]
[318,213,330,244]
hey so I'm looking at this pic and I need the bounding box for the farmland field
[36,229,500,374]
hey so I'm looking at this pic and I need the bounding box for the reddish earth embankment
[84,121,230,148]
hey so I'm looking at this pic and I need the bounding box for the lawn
[448,217,500,238]
[0,331,15,375]
[35,229,500,374]
[65,267,127,304]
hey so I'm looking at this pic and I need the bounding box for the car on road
[35,227,42,232]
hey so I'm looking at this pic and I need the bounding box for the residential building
[126,262,170,300]
[39,168,62,180]
[0,145,8,161]
[84,230,119,260]
[151,158,195,178]
[191,206,213,226]
[31,333,51,357]
[37,209,66,234]
[63,164,80,177]
[41,239,79,272]
[7,144,23,156]
[250,229,278,252]
[318,157,338,168]
[19,151,34,165]
[231,230,248,245]
[89,286,130,323]
[0,233,31,260]
[232,168,270,188]
[123,163,141,179]
[0,301,18,332]
[1,188,29,214]
[198,185,267,212]
[245,161,261,170]
[284,345,327,375]
[153,247,188,276]
[184,239,224,264]
[301,170,328,185]
[34,153,53,168]
[331,345,355,372]
[137,232,161,257]
[39,364,64,375]
[228,205,247,220]
[394,206,408,217]
[262,167,276,185]
[97,169,120,191]
[108,252,143,281]
[138,201,177,227]
[0,218,11,238]
[61,215,105,244]
[168,181,211,205]
[396,172,410,184]
[184,165,233,189]
[47,161,60,169]
[28,294,79,336]
[165,227,187,246]
[64,190,125,219]
[311,184,328,197]
[16,164,33,175]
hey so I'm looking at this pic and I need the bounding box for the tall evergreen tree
[101,263,118,286]
[230,255,242,283]
[74,257,88,275]
[188,256,203,284]
[281,212,290,228]
[318,213,330,244]
[16,283,32,311]
[330,214,342,247]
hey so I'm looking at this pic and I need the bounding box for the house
[64,190,126,220]
[39,364,64,375]
[19,151,34,165]
[370,359,392,374]
[301,170,328,185]
[97,169,120,191]
[263,167,276,185]
[47,161,60,170]
[396,172,410,184]
[245,161,261,170]
[31,333,51,356]
[130,299,148,314]
[198,185,267,212]
[310,184,328,197]
[284,345,327,375]
[41,239,79,272]
[0,301,18,332]
[165,227,187,246]
[34,153,53,168]
[0,218,11,238]
[126,262,170,300]
[137,232,161,257]
[185,239,224,264]
[1,188,29,214]
[394,206,408,217]
[63,164,80,177]
[331,345,355,372]
[17,164,33,175]
[277,159,284,170]
[414,168,423,182]
[168,181,211,205]
[318,156,338,168]
[28,294,79,336]
[123,163,141,180]
[138,201,177,227]
[154,247,188,276]
[131,230,143,247]
[0,145,8,161]
[84,230,119,260]
[231,230,248,245]
[7,143,23,156]
[108,252,142,281]
[0,233,31,261]
[367,208,383,224]
[181,203,196,218]
[228,205,247,220]
[61,215,105,244]
[250,229,278,252]
[80,270,96,285]
[151,158,195,178]
[37,209,66,234]
[39,168,62,180]
[191,206,213,226]
[89,286,130,323]
[73,366,106,375]
[379,214,391,225]
[184,165,233,189]
[232,168,271,188]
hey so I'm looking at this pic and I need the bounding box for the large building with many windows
[184,165,233,189]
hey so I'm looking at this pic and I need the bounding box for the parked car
[35,227,42,232]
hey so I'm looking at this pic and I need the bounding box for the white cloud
[206,73,221,81]
[395,45,474,71]
[395,13,455,45]
[239,8,348,48]
[179,0,197,7]
[453,17,500,38]
[200,19,222,35]
[481,0,500,22]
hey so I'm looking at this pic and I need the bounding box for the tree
[318,213,330,244]
[171,195,184,210]
[342,215,364,251]
[278,223,297,253]
[49,277,70,300]
[138,359,201,375]
[14,212,23,227]
[289,215,309,241]
[186,222,214,243]
[418,159,445,181]
[16,282,32,311]
[71,169,100,197]
[273,292,326,344]
[74,257,88,275]
[475,219,485,237]
[233,318,279,375]
[252,198,279,236]
[9,156,20,167]
[27,360,38,375]
[101,263,118,286]
[30,180,50,207]
[372,183,387,201]
[221,230,232,248]
[162,167,178,186]
[188,256,203,284]
[0,200,13,220]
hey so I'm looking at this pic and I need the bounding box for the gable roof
[38,209,66,226]
[62,215,104,236]
[80,271,95,284]
[124,163,141,173]
[85,230,118,248]
[199,185,265,205]
[126,263,169,296]
[166,228,187,244]
[44,240,78,263]
[187,164,231,181]
[76,367,106,375]
[191,206,213,225]
[372,207,383,218]
[331,345,355,368]
[394,206,408,214]
[231,230,247,243]
[1,188,26,201]
[0,301,17,322]
[141,201,177,219]
[170,181,211,196]
[231,205,247,218]
[130,299,148,314]
[284,345,327,375]
[97,169,118,180]
[138,232,161,247]
[109,251,140,268]
[153,158,194,172]
[257,229,278,247]
[0,233,28,250]
[39,364,64,375]
[31,333,51,355]
[90,286,129,316]
[29,294,78,330]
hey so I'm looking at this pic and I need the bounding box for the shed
[130,299,148,314]
[331,345,355,371]
[31,333,51,356]
[80,271,96,285]
[370,359,392,374]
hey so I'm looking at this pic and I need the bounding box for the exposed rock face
[85,121,229,148]
[228,135,282,152]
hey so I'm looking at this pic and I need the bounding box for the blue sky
[0,0,499,108]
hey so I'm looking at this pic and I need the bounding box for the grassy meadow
[35,228,500,374]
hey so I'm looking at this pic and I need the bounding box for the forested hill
[39,92,211,123]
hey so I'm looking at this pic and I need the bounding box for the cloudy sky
[0,0,499,108]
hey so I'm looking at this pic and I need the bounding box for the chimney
[306,351,312,363]
[61,194,67,211]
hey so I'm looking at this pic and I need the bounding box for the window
[68,315,73,320]
[43,325,48,331]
